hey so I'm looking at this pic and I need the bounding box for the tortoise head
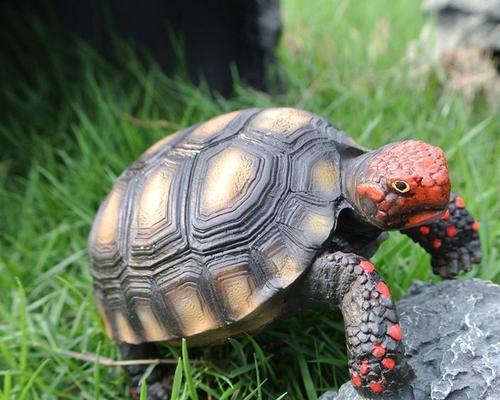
[345,140,451,230]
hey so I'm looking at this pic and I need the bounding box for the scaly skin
[300,252,414,397]
[347,140,451,230]
[403,194,481,277]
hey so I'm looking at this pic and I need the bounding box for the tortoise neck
[342,151,377,210]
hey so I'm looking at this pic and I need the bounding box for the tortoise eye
[391,180,411,194]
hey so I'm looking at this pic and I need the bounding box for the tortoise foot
[130,380,172,400]
[403,193,481,278]
[337,255,414,396]
[120,343,172,400]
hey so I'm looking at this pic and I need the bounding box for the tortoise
[88,107,481,398]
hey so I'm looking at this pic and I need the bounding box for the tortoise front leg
[300,252,414,396]
[119,342,172,400]
[402,194,481,277]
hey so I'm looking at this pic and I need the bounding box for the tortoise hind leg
[119,342,172,400]
[299,251,414,396]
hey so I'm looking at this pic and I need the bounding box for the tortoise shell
[88,107,363,345]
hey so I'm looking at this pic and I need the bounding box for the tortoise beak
[404,210,444,228]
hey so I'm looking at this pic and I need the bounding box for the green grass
[0,0,498,398]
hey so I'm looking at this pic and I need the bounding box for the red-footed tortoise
[88,108,481,398]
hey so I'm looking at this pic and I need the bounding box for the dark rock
[319,279,500,400]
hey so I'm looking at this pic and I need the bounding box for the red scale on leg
[472,220,480,232]
[419,225,430,235]
[387,324,403,341]
[455,197,465,208]
[381,358,396,370]
[446,225,457,237]
[360,260,375,273]
[370,381,385,393]
[371,343,386,358]
[432,238,442,249]
[376,281,391,298]
[351,373,362,388]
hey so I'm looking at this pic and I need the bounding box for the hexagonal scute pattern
[89,108,359,345]
[188,140,282,253]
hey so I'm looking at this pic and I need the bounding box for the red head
[346,140,451,229]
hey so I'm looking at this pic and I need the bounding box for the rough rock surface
[319,279,500,400]
[411,0,500,106]
[423,0,500,54]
